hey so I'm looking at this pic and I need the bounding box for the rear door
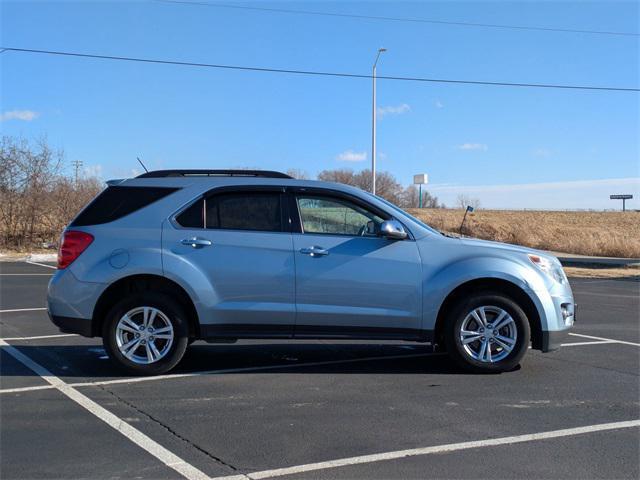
[290,189,423,339]
[162,186,295,338]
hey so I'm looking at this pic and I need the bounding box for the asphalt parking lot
[1,261,638,480]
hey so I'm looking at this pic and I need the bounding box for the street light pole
[371,47,386,195]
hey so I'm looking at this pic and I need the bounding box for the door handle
[181,237,212,248]
[300,246,329,257]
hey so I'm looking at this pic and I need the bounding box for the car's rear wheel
[444,292,530,373]
[102,292,189,375]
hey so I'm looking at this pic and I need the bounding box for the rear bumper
[49,313,94,337]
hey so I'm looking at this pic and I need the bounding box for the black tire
[444,291,530,373]
[102,292,189,375]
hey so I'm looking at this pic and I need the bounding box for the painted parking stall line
[0,337,629,396]
[561,340,616,347]
[0,352,437,395]
[0,333,77,341]
[209,420,640,480]
[0,307,47,314]
[569,332,640,347]
[0,338,213,480]
[25,260,57,269]
[0,273,53,276]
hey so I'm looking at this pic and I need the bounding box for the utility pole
[371,47,386,195]
[72,160,83,186]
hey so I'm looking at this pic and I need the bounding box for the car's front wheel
[444,292,530,373]
[102,293,189,375]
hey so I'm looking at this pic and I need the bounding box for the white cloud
[435,100,444,109]
[377,103,410,118]
[428,177,640,210]
[456,143,488,151]
[0,110,40,122]
[83,164,103,178]
[532,148,551,158]
[336,150,367,162]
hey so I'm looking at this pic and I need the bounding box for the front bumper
[530,273,575,352]
[541,329,570,352]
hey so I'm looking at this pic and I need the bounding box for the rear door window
[205,192,283,232]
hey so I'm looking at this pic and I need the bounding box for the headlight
[528,254,567,284]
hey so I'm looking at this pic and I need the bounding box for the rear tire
[102,292,189,375]
[444,292,530,373]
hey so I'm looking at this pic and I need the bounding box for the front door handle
[300,246,329,257]
[181,237,212,248]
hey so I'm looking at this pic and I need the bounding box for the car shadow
[1,342,468,378]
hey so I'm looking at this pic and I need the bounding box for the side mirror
[380,220,408,240]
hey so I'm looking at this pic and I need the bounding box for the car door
[162,186,295,338]
[291,189,423,339]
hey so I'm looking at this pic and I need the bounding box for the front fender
[422,255,549,331]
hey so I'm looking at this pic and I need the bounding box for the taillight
[57,231,94,269]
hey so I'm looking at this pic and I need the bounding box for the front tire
[102,292,189,375]
[444,292,530,373]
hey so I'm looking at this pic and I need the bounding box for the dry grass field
[407,209,640,259]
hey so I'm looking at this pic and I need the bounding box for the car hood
[458,237,557,261]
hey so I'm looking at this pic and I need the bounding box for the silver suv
[47,169,575,375]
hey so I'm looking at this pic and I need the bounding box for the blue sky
[1,0,639,209]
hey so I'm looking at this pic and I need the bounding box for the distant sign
[413,174,428,185]
[610,194,633,200]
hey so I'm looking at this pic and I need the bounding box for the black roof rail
[137,169,293,179]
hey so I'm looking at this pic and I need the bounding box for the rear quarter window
[71,186,179,226]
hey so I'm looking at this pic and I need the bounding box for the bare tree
[400,185,443,209]
[285,168,309,180]
[456,194,481,210]
[317,168,404,205]
[317,168,358,186]
[0,136,102,249]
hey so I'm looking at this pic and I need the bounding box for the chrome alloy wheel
[115,306,174,365]
[459,306,517,363]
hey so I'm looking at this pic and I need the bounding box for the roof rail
[137,169,293,179]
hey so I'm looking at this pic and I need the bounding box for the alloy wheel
[459,305,517,363]
[115,306,174,364]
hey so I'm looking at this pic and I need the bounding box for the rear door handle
[181,237,212,248]
[300,246,329,257]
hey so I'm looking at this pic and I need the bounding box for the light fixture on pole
[371,47,386,195]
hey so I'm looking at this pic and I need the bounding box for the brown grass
[407,209,640,259]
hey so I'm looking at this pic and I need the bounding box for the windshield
[364,193,441,235]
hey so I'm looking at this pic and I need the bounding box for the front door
[162,187,295,338]
[291,191,423,339]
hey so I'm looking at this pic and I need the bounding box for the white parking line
[0,338,211,480]
[209,420,640,480]
[1,333,77,341]
[1,335,632,396]
[0,384,55,394]
[560,340,615,347]
[0,273,53,276]
[0,352,437,394]
[25,260,57,269]
[0,307,47,314]
[569,332,640,347]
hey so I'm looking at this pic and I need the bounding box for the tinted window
[205,192,282,232]
[176,198,204,228]
[71,186,179,226]
[297,196,384,236]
